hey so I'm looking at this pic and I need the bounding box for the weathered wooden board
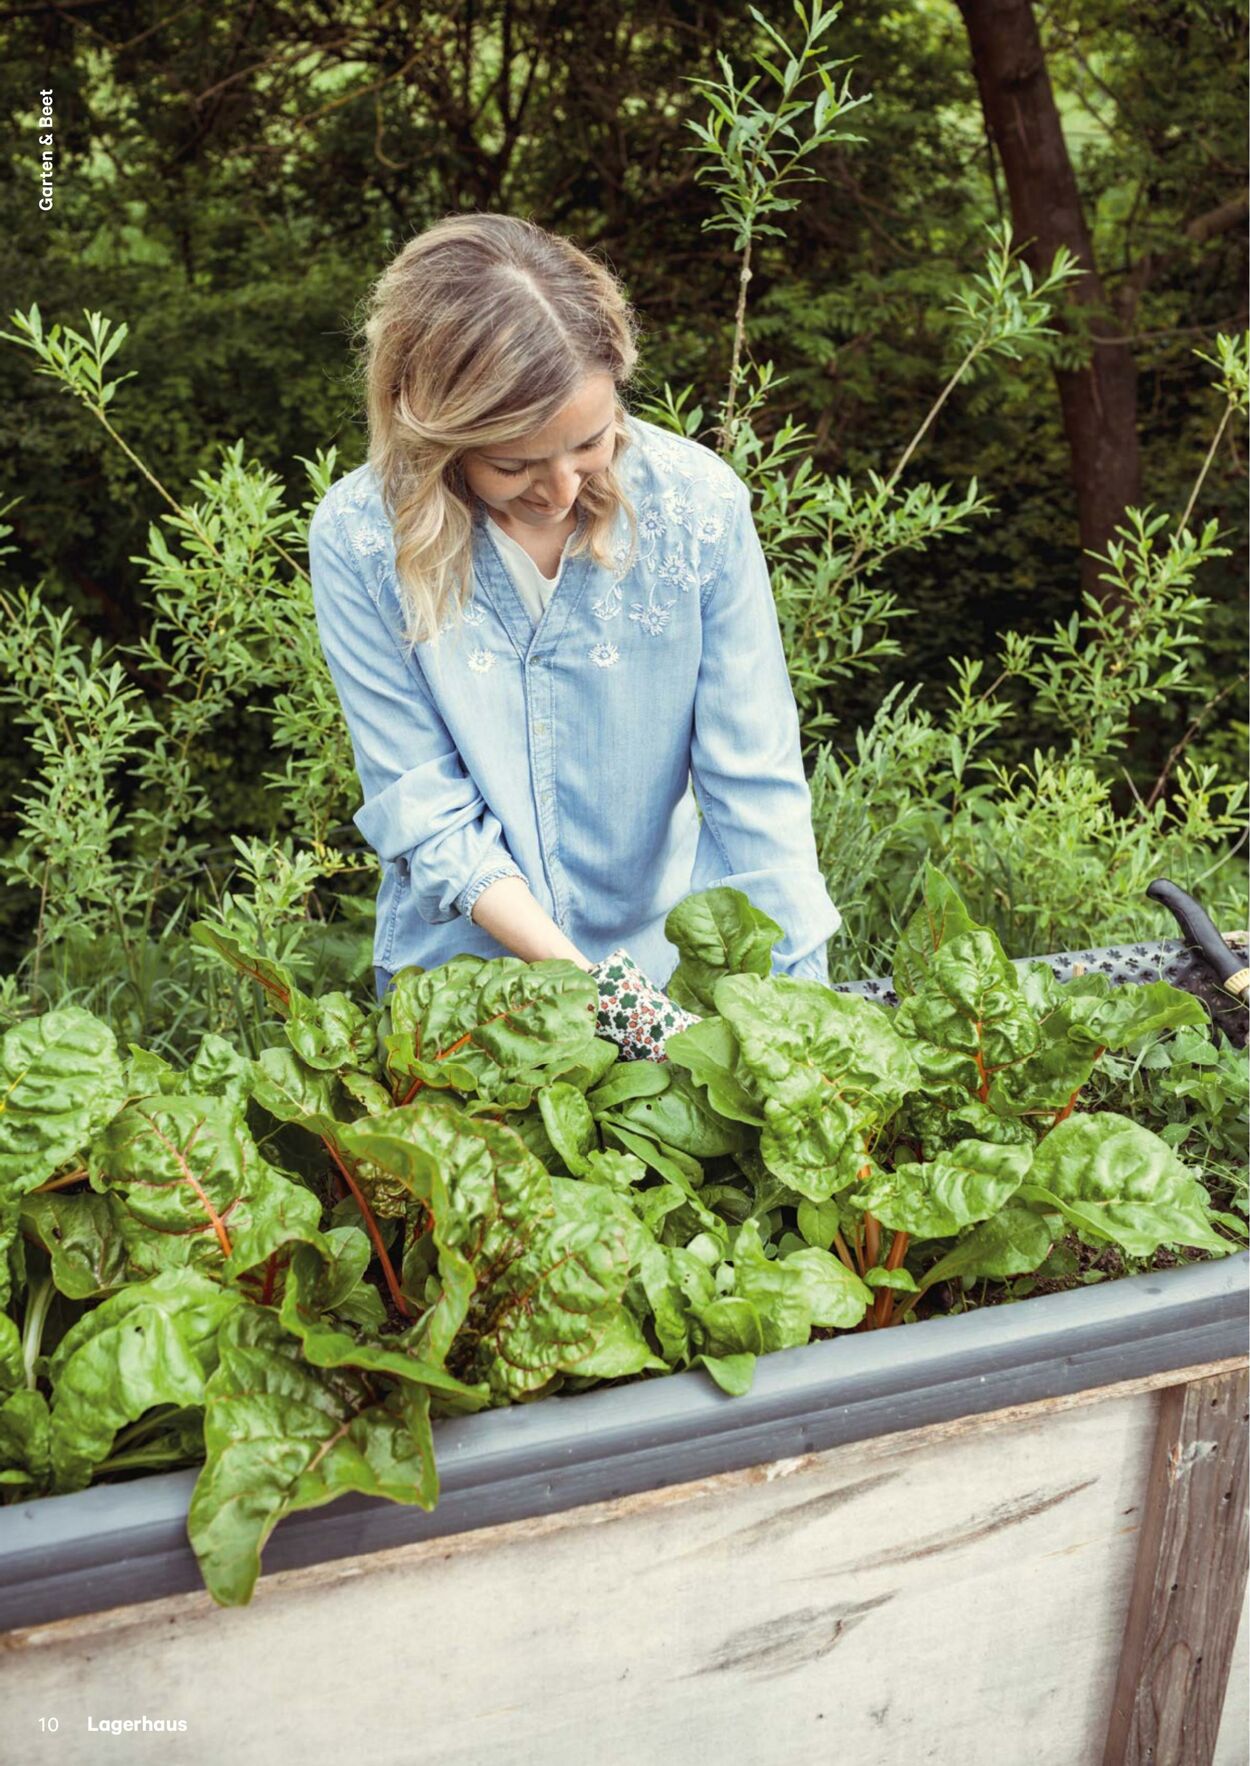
[1214,1594,1249,1766]
[1106,1367,1249,1765]
[2,1363,1246,1766]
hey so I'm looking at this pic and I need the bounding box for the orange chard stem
[324,1141,412,1320]
[874,1229,911,1329]
[140,1112,234,1259]
[832,1229,859,1277]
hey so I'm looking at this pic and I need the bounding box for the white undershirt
[485,513,571,627]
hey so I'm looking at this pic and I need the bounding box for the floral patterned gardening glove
[589,946,702,1063]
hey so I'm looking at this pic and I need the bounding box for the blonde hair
[354,213,642,650]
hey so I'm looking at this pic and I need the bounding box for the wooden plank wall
[2,1361,1246,1766]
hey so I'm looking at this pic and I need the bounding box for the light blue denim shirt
[308,414,842,994]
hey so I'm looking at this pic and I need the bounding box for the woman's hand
[589,947,701,1062]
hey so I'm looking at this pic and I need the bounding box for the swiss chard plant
[1,871,1243,1605]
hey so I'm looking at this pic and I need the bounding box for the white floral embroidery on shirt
[347,520,390,559]
[654,439,734,503]
[591,580,623,621]
[629,599,674,635]
[467,646,496,673]
[461,598,486,626]
[588,642,620,668]
[660,487,698,533]
[591,534,636,619]
[591,441,735,644]
[636,498,667,554]
[655,551,705,595]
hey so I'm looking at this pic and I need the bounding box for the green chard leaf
[1019,1112,1235,1258]
[0,1312,22,1396]
[538,1080,598,1177]
[0,1390,51,1491]
[598,1115,705,1187]
[278,1241,489,1405]
[0,1194,22,1310]
[992,971,1210,1113]
[339,1102,655,1400]
[727,1219,871,1347]
[123,1033,253,1113]
[89,1093,324,1281]
[634,1180,701,1237]
[920,1202,1058,1286]
[382,955,600,1107]
[310,1224,385,1318]
[695,1295,766,1357]
[0,1007,127,1199]
[583,1147,649,1190]
[285,990,377,1073]
[585,1061,670,1114]
[250,1045,347,1137]
[47,1270,241,1491]
[663,884,784,1014]
[20,1190,131,1298]
[188,923,302,1016]
[945,1101,1036,1146]
[863,1266,919,1293]
[847,1140,1034,1239]
[538,1036,620,1094]
[189,1306,438,1607]
[795,1196,842,1251]
[339,1068,395,1117]
[890,863,981,1000]
[665,1016,767,1128]
[1028,966,1209,1051]
[893,929,1040,1103]
[182,1034,254,1113]
[711,973,920,1200]
[604,1066,750,1160]
[639,1241,716,1364]
[695,1352,757,1395]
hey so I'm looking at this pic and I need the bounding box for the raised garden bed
[0,1250,1245,1763]
[1,877,1246,1760]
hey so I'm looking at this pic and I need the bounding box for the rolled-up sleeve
[689,484,842,981]
[308,497,527,925]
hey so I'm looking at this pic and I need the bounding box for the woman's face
[460,372,617,528]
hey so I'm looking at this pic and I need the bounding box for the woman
[308,213,841,1061]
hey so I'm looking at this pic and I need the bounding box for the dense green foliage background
[0,0,1245,1011]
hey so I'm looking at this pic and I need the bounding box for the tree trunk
[956,0,1141,605]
